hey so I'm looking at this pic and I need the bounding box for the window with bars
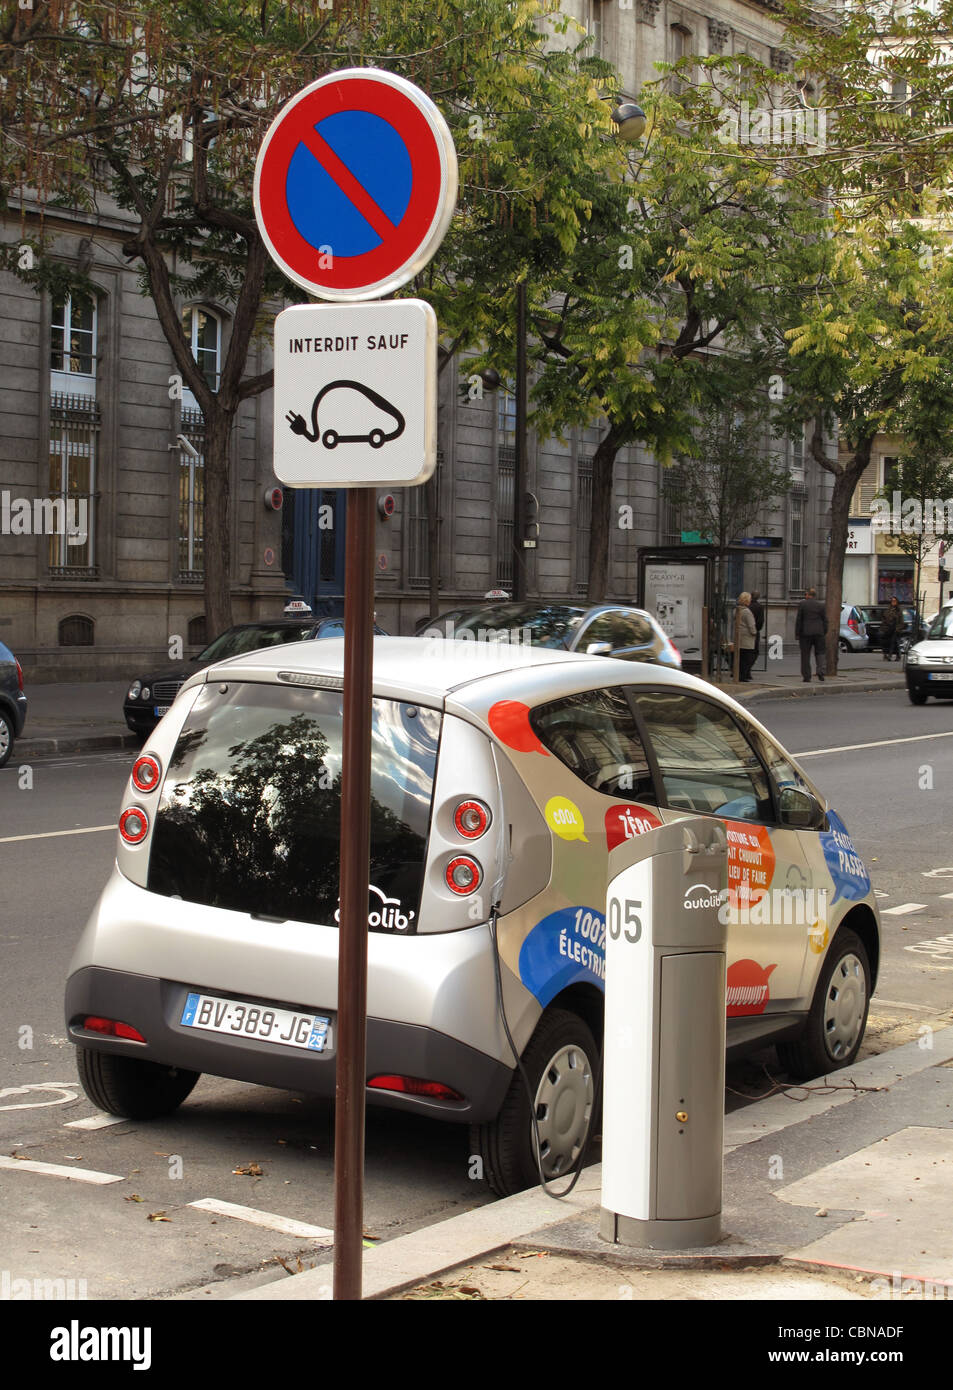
[496,447,514,589]
[789,493,805,594]
[576,456,593,594]
[48,392,99,574]
[406,451,443,588]
[789,425,805,481]
[177,407,205,580]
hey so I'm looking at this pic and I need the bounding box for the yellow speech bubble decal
[808,921,829,955]
[545,796,588,843]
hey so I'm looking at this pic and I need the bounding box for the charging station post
[600,817,728,1249]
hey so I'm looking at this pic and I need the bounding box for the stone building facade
[0,0,833,679]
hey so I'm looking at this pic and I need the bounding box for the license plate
[180,993,330,1051]
[928,673,953,681]
[154,705,171,718]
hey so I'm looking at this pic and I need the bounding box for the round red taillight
[119,807,149,844]
[453,799,491,839]
[131,755,161,794]
[446,856,482,895]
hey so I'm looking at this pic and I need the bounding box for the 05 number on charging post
[608,898,642,943]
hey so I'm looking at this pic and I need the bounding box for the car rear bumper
[65,965,514,1122]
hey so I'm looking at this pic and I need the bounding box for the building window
[58,614,94,646]
[669,24,692,90]
[789,493,806,594]
[177,406,205,579]
[496,391,517,589]
[882,456,900,495]
[51,293,96,391]
[789,426,805,482]
[576,456,593,594]
[407,452,444,588]
[182,306,221,409]
[188,615,207,647]
[48,392,99,574]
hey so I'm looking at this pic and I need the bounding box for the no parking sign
[254,69,457,301]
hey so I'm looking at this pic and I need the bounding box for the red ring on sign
[257,79,444,293]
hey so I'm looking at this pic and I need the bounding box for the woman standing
[880,596,905,661]
[735,591,758,682]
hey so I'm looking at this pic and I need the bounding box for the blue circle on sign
[286,110,413,256]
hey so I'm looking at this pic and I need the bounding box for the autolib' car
[67,639,879,1195]
[904,608,953,703]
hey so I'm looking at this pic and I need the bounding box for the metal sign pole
[333,486,376,1301]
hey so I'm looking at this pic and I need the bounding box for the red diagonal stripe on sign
[300,126,398,244]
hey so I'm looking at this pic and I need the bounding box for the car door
[573,609,658,662]
[628,689,811,1014]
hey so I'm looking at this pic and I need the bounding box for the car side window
[529,688,655,798]
[633,691,772,823]
[580,611,653,651]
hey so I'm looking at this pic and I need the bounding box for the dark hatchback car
[123,617,386,738]
[0,639,28,769]
[417,602,682,666]
[859,604,927,653]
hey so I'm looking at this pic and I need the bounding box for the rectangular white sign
[273,299,437,487]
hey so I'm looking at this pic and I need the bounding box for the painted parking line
[795,731,953,758]
[0,1155,124,1184]
[0,825,114,845]
[189,1198,334,1243]
[881,903,928,916]
[64,1113,128,1131]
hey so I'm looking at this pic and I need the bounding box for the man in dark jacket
[750,591,765,660]
[795,587,828,682]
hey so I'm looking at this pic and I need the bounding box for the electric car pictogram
[285,379,406,450]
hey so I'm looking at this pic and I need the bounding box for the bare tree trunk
[203,408,233,636]
[587,421,627,602]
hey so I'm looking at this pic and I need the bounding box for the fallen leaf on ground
[233,1162,263,1176]
[125,1194,144,1203]
[147,1212,171,1222]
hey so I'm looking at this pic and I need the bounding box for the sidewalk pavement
[14,653,906,761]
[223,1027,953,1302]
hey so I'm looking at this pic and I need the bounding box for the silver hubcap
[532,1043,594,1178]
[823,952,866,1061]
[0,719,9,758]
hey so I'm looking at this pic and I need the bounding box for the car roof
[188,634,726,713]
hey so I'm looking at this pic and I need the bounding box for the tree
[1,0,620,631]
[663,396,791,677]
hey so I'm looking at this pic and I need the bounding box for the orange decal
[725,821,775,907]
[726,960,777,1017]
[487,700,549,756]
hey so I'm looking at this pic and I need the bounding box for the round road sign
[254,69,457,302]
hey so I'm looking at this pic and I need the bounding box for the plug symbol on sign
[286,379,406,450]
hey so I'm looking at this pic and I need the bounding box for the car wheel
[0,709,13,768]
[776,928,870,1081]
[908,688,928,705]
[470,1008,598,1197]
[76,1046,200,1120]
[839,638,849,652]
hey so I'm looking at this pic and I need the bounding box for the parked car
[123,615,386,738]
[838,604,868,652]
[68,638,879,1196]
[418,601,682,667]
[858,604,927,654]
[904,608,953,703]
[0,639,27,769]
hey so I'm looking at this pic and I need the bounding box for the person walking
[735,591,758,682]
[880,596,905,661]
[795,586,827,682]
[750,590,765,661]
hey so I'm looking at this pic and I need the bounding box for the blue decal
[820,810,871,903]
[518,906,606,1008]
[181,992,199,1027]
[286,111,413,256]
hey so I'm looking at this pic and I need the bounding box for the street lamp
[611,102,647,141]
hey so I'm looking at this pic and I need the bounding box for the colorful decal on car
[518,906,606,1006]
[605,804,663,851]
[725,821,776,906]
[820,810,871,903]
[808,921,830,955]
[487,700,550,756]
[726,959,777,1016]
[545,795,588,843]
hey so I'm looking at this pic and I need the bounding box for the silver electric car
[66,638,880,1195]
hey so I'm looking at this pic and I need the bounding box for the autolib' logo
[683,882,728,911]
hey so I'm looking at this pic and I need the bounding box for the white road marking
[795,731,953,758]
[940,892,953,900]
[64,1113,128,1131]
[905,932,953,959]
[0,1155,123,1184]
[0,1083,80,1111]
[188,1198,334,1242]
[922,867,953,879]
[0,825,114,845]
[881,903,927,916]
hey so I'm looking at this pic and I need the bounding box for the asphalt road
[0,688,950,1299]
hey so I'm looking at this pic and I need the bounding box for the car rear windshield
[147,682,441,933]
